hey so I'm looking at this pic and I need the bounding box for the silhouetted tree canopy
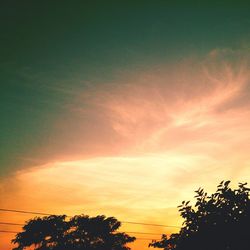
[12,214,135,250]
[150,181,250,250]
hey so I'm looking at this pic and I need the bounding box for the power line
[0,230,163,238]
[0,208,181,228]
[0,222,165,236]
[0,221,166,236]
[0,208,51,216]
[121,221,180,228]
[0,222,163,235]
[0,231,160,241]
[0,230,19,233]
[0,222,23,226]
[121,231,163,236]
[132,238,161,241]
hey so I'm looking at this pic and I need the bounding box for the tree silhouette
[12,214,135,250]
[150,181,250,250]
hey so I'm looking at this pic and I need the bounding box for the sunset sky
[1,2,250,250]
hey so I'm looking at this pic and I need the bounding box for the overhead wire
[0,207,179,241]
[0,222,165,236]
[0,208,181,228]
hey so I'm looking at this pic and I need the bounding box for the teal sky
[2,2,250,250]
[1,1,250,175]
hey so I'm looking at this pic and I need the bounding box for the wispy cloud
[1,48,250,250]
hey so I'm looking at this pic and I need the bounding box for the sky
[1,1,250,250]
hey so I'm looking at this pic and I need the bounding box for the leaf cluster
[12,214,135,250]
[150,181,250,250]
